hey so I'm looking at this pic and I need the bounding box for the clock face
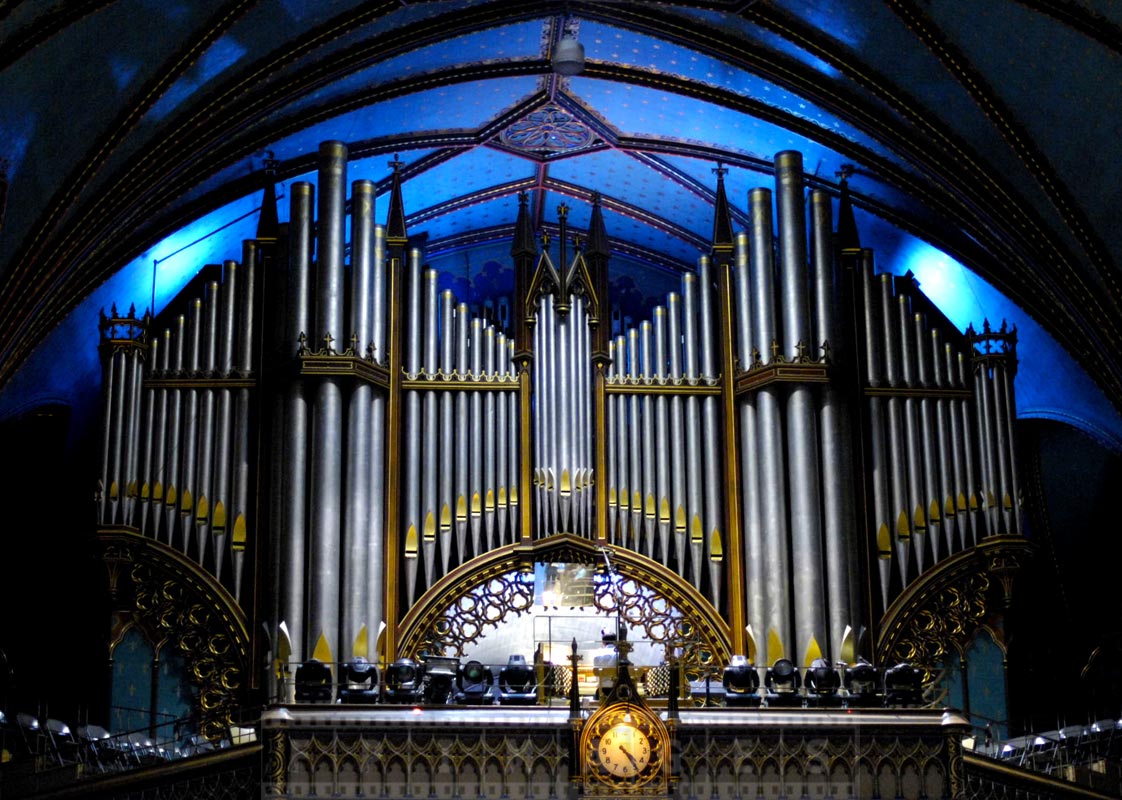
[596,722,652,778]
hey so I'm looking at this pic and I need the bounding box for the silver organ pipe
[931,328,957,558]
[212,259,238,582]
[282,181,313,663]
[366,222,388,661]
[880,274,912,585]
[179,296,201,555]
[615,332,630,547]
[653,307,671,563]
[607,337,620,543]
[343,179,375,659]
[666,294,687,573]
[307,140,348,665]
[776,151,826,665]
[143,329,168,539]
[810,188,857,658]
[957,351,981,546]
[231,241,255,603]
[439,290,455,572]
[639,320,656,558]
[195,279,218,567]
[734,232,765,652]
[914,309,941,566]
[698,256,725,606]
[402,247,423,603]
[899,293,927,573]
[455,301,471,560]
[483,326,497,550]
[862,252,894,610]
[507,337,519,543]
[681,272,705,591]
[627,327,643,551]
[749,185,790,665]
[421,267,440,586]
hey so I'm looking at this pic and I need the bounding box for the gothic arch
[396,533,731,668]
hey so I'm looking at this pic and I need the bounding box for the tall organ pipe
[231,242,256,602]
[640,320,656,556]
[343,180,375,657]
[469,317,484,550]
[997,358,1021,533]
[915,311,941,566]
[775,151,825,664]
[734,232,765,652]
[506,338,519,542]
[898,293,926,574]
[439,290,455,572]
[749,186,789,663]
[959,353,982,546]
[653,307,671,562]
[212,259,238,581]
[697,257,723,606]
[862,252,892,610]
[607,337,620,544]
[483,325,497,549]
[455,303,470,559]
[932,329,957,558]
[682,274,705,589]
[365,223,387,660]
[498,329,511,543]
[627,327,643,552]
[148,330,170,540]
[616,332,631,548]
[402,248,424,603]
[422,268,440,586]
[667,296,687,572]
[164,315,184,550]
[195,281,218,566]
[810,189,854,658]
[308,140,347,662]
[283,182,313,662]
[180,297,202,556]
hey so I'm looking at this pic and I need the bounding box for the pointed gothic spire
[836,166,861,251]
[511,191,537,258]
[385,154,408,245]
[256,155,280,239]
[586,192,610,258]
[711,162,734,253]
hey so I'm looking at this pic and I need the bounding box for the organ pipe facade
[95,143,1025,719]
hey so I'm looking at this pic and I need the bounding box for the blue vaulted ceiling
[1,0,1121,447]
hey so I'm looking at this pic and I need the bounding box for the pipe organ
[96,141,1024,704]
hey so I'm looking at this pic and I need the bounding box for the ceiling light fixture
[551,17,584,76]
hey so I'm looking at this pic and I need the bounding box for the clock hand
[618,744,639,770]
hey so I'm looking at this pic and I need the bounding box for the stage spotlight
[498,655,538,705]
[804,658,842,707]
[422,655,459,705]
[337,656,379,704]
[722,655,761,707]
[455,660,495,704]
[384,658,426,705]
[294,659,333,703]
[764,658,802,707]
[843,657,881,707]
[883,662,925,707]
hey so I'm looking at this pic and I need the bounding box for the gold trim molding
[397,533,731,667]
[94,527,250,741]
[876,535,1034,669]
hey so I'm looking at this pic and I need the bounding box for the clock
[581,702,667,790]
[597,719,652,778]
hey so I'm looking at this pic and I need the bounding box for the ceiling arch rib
[1,1,1120,417]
